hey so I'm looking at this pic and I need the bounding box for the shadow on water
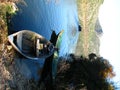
[7,0,80,89]
[10,30,59,90]
[9,30,60,89]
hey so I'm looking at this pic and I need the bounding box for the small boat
[8,30,55,59]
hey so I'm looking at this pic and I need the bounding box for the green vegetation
[0,1,36,90]
[75,0,104,57]
[0,1,18,45]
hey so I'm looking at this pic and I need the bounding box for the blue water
[11,0,79,81]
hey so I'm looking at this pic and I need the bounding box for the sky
[99,0,120,85]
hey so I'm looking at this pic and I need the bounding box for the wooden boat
[8,30,55,60]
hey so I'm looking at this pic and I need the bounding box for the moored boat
[8,30,55,59]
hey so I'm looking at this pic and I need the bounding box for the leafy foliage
[55,54,116,90]
[0,1,21,43]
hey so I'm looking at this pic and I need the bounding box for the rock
[0,44,5,51]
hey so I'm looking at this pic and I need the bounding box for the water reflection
[11,0,79,80]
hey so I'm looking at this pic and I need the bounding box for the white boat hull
[8,30,54,60]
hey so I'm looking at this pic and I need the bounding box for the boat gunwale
[8,30,53,60]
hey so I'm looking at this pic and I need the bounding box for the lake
[11,0,79,81]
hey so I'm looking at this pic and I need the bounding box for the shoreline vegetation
[54,54,115,90]
[0,0,117,90]
[0,1,39,90]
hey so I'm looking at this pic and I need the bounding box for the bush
[55,54,116,90]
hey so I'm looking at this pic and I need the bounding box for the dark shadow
[38,30,61,90]
[6,12,16,35]
[50,30,62,45]
[78,24,81,31]
[55,53,115,90]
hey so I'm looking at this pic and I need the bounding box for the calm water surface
[11,0,79,80]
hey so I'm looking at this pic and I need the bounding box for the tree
[55,54,116,90]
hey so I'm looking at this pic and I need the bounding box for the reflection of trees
[55,54,115,90]
[76,0,104,57]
